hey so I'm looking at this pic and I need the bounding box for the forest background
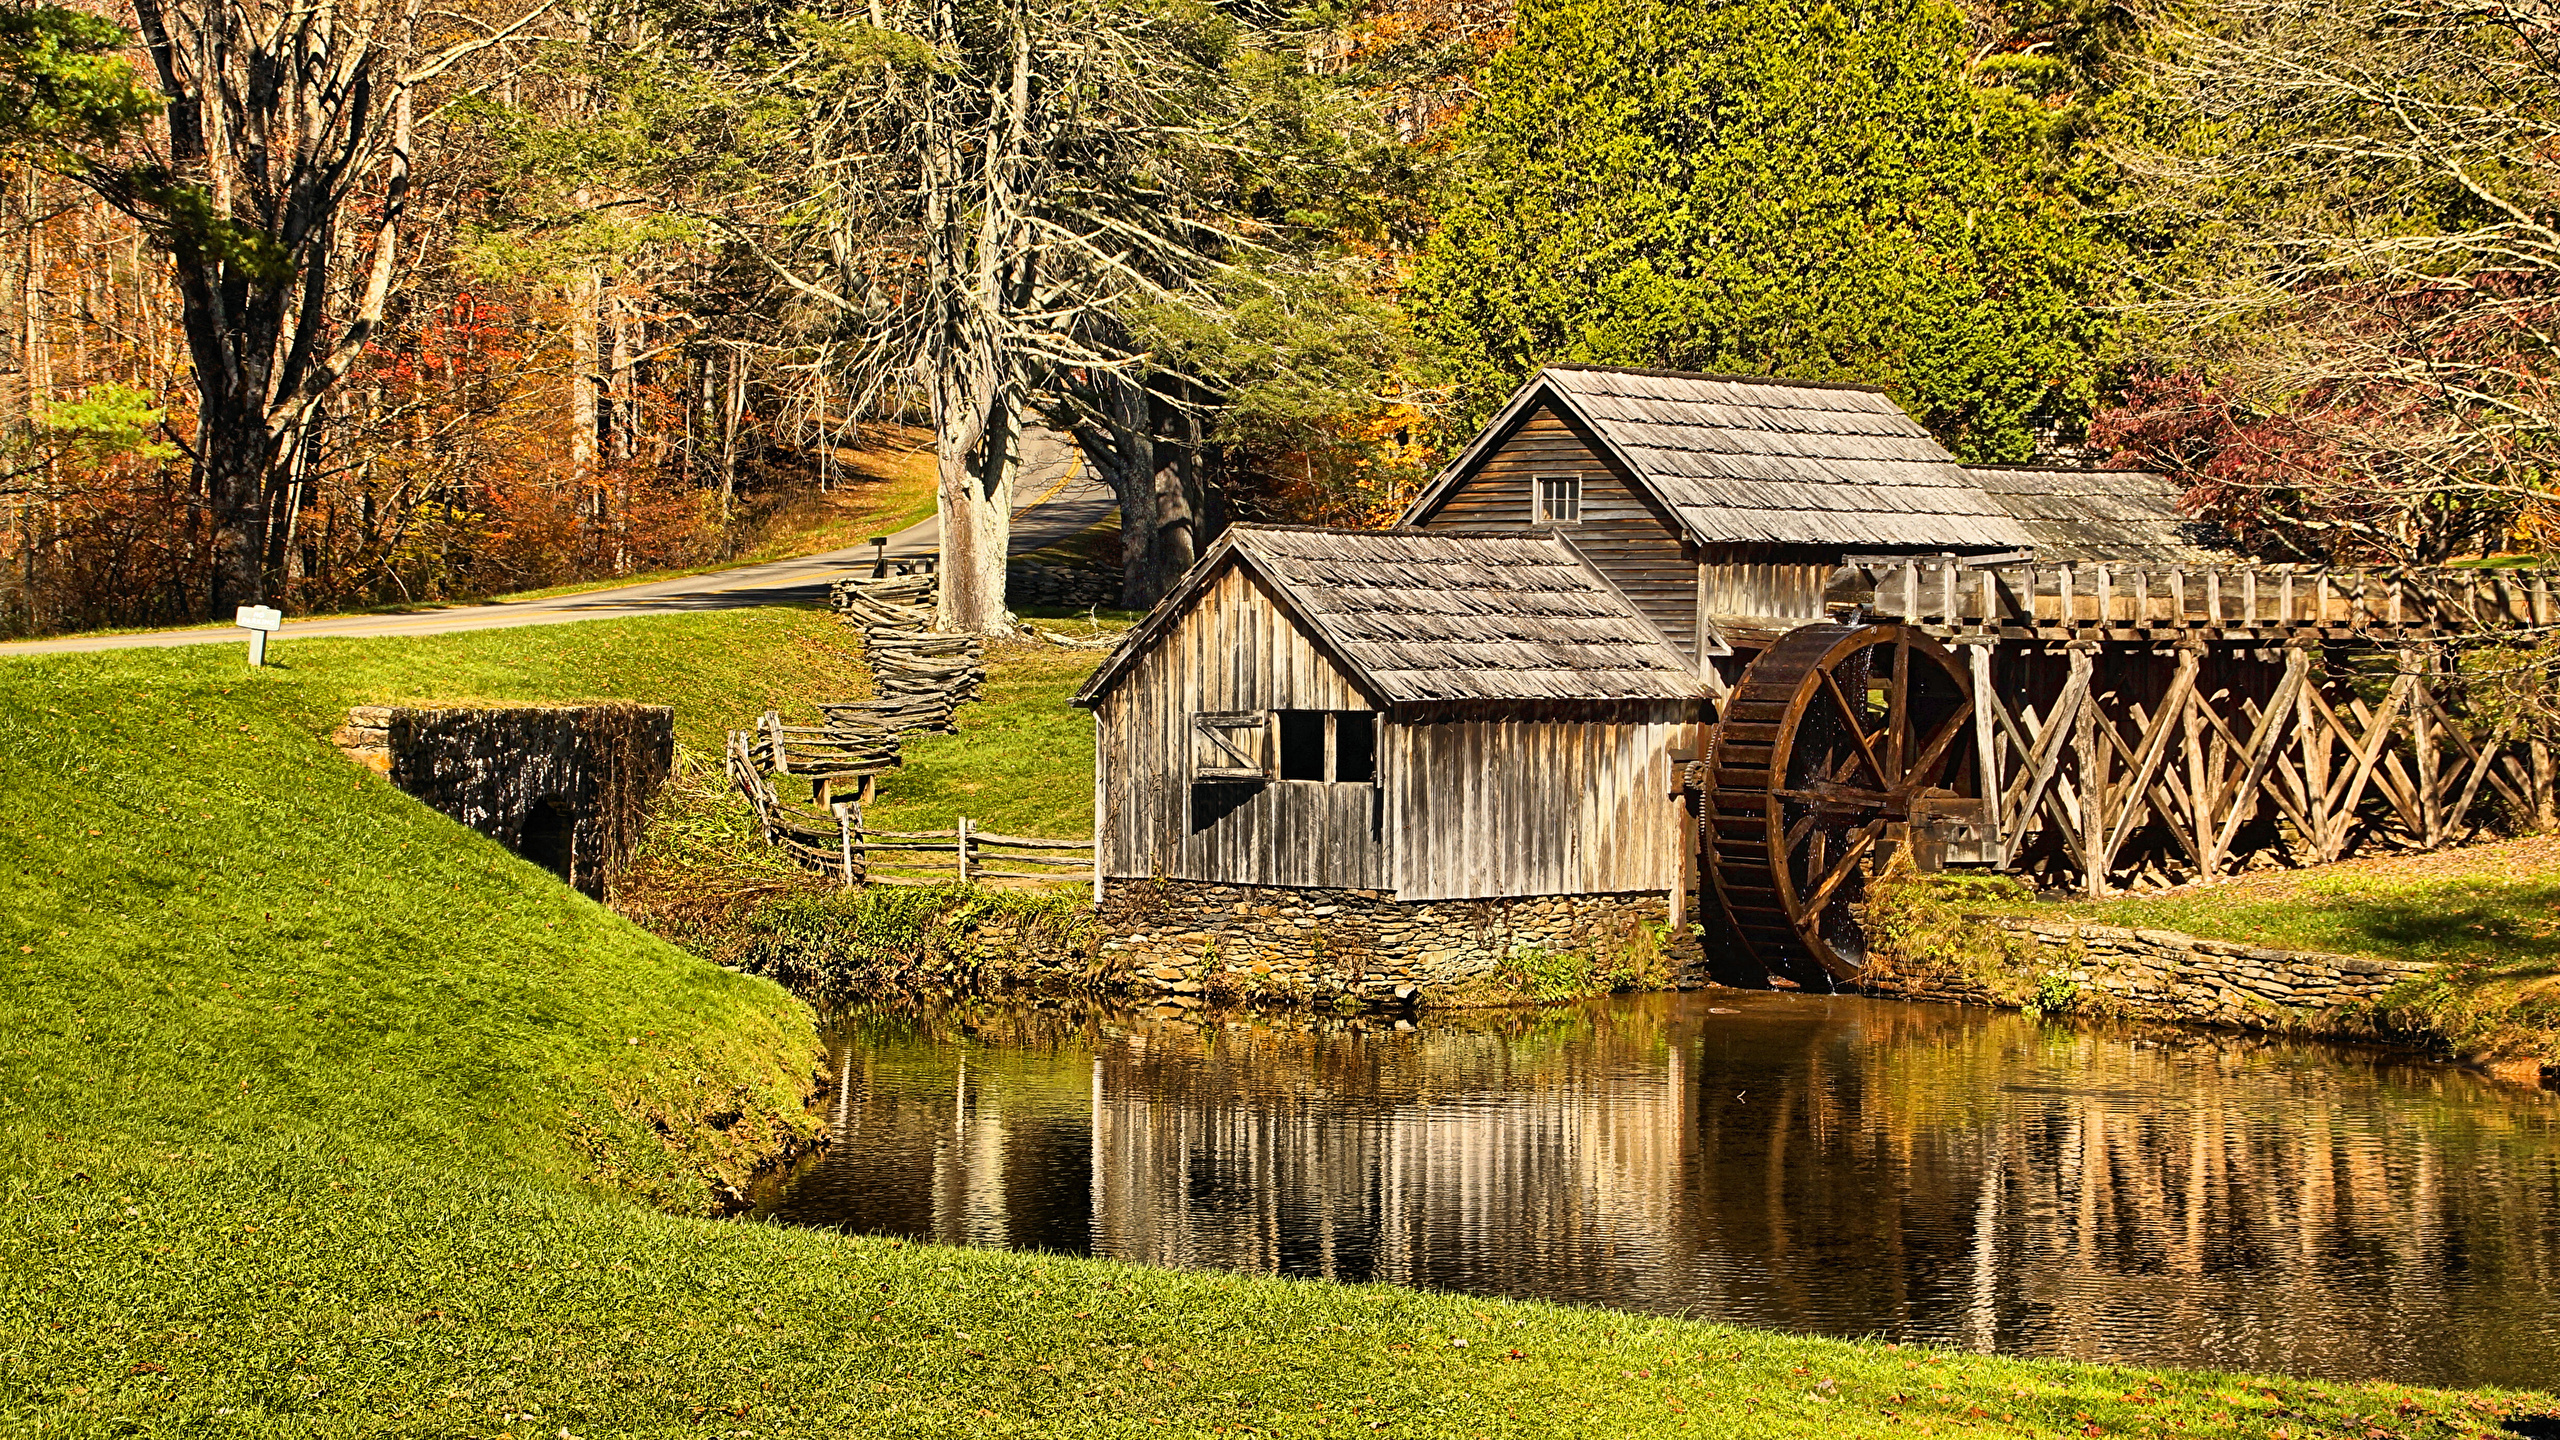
[0,0,2551,637]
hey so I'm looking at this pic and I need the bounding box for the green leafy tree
[1409,0,2112,460]
[0,6,158,170]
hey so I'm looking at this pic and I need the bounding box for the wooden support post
[2073,647,2105,896]
[1968,641,2001,849]
[2181,655,2211,876]
[2535,731,2558,834]
[1998,651,2091,868]
[2094,645,2198,877]
[958,815,974,886]
[836,803,857,889]
[2204,646,2310,875]
[2409,647,2443,846]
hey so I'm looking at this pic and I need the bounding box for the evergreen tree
[1409,0,2110,461]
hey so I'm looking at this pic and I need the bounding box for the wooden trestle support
[1699,557,2560,987]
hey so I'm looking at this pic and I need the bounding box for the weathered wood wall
[1094,565,1390,888]
[1388,702,1694,901]
[1410,401,1700,655]
[1698,545,1836,629]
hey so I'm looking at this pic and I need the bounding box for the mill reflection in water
[759,992,2560,1388]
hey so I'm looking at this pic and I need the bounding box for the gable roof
[1072,525,1702,707]
[1966,465,2233,563]
[1405,365,2036,550]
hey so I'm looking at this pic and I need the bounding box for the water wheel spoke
[1886,634,1910,776]
[1900,707,1972,796]
[1797,820,1882,916]
[1816,669,1891,789]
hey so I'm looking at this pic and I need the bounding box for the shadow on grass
[2307,885,2560,971]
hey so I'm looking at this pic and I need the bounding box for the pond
[754,992,2560,1388]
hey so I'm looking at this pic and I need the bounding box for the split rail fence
[723,572,1092,894]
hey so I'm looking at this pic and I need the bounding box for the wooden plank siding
[1411,402,1700,655]
[1094,565,1389,888]
[1699,544,1837,626]
[1387,703,1694,901]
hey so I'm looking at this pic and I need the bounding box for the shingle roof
[1967,465,2233,563]
[1414,366,2037,549]
[1073,526,1702,706]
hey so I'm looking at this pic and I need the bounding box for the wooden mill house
[1081,366,2557,995]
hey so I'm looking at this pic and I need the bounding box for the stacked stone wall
[1007,559,1118,609]
[1862,915,2435,1033]
[336,703,674,898]
[1099,879,1704,1005]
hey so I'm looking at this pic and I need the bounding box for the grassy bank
[1872,835,2560,1063]
[2033,836,2560,1062]
[4,614,2553,1436]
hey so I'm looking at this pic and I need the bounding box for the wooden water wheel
[1706,623,1978,988]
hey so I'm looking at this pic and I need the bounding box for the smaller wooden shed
[1072,525,1704,902]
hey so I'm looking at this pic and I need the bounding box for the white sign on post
[236,605,282,666]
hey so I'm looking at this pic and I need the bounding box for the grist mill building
[1080,365,2544,1000]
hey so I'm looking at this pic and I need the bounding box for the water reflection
[759,993,2560,1387]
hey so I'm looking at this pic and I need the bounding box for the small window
[1278,710,1328,781]
[1536,474,1581,525]
[1335,712,1376,783]
[1193,711,1268,782]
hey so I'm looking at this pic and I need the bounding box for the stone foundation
[1007,559,1118,608]
[1862,915,2435,1033]
[336,703,673,897]
[1098,879,1704,1005]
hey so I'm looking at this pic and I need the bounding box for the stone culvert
[336,703,674,897]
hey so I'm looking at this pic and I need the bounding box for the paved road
[1,429,1116,656]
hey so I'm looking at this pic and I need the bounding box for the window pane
[1538,475,1581,524]
[1278,710,1327,780]
[1335,712,1376,783]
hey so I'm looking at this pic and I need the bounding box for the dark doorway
[520,799,577,887]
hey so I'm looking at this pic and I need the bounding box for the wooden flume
[1699,558,2560,988]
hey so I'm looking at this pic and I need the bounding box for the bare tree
[687,0,1257,632]
[80,0,554,613]
[2104,0,2560,562]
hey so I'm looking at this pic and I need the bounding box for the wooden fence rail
[726,731,1092,893]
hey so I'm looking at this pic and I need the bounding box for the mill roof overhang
[1963,464,2235,563]
[1070,524,1705,709]
[1401,365,2038,551]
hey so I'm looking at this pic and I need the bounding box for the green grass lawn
[3,613,2553,1436]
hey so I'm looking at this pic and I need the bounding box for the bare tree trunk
[1057,373,1160,608]
[608,290,638,464]
[1150,385,1197,583]
[720,347,743,524]
[933,336,1016,633]
[568,256,601,484]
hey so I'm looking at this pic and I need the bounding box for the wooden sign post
[235,605,282,666]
